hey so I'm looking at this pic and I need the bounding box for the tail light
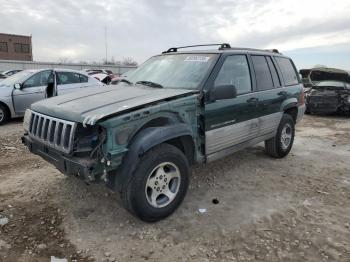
[300,90,305,105]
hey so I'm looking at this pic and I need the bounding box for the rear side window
[275,57,299,86]
[57,72,81,85]
[251,55,274,91]
[79,74,88,83]
[215,55,252,95]
[266,56,281,87]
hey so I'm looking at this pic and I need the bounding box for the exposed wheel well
[284,107,298,123]
[141,117,175,128]
[135,117,195,164]
[0,102,11,116]
[165,136,195,164]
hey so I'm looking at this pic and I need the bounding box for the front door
[13,70,53,115]
[205,54,260,158]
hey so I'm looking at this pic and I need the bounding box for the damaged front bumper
[22,134,101,182]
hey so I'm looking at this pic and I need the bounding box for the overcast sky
[1,0,350,69]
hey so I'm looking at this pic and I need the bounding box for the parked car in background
[303,68,350,114]
[0,74,6,81]
[110,69,136,85]
[110,76,122,85]
[91,73,112,85]
[0,69,22,82]
[22,44,305,221]
[83,68,115,76]
[0,68,103,124]
[1,69,22,77]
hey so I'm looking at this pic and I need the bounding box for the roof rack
[162,43,231,53]
[162,44,280,54]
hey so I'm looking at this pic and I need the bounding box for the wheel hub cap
[145,162,181,208]
[281,123,292,150]
[0,108,4,122]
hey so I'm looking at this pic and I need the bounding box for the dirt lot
[0,115,349,262]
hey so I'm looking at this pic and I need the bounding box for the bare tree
[122,57,138,66]
[58,57,72,64]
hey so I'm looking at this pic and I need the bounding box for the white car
[0,68,103,124]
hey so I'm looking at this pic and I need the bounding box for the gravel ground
[0,115,349,262]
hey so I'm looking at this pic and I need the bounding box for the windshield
[0,70,33,86]
[128,53,218,89]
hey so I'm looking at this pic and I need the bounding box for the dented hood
[31,84,196,124]
[309,68,350,83]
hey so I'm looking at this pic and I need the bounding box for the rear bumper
[296,104,306,123]
[22,134,98,181]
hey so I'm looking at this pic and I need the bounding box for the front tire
[265,114,295,158]
[0,104,9,125]
[121,143,190,222]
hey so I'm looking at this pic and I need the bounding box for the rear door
[56,71,84,95]
[12,70,52,115]
[79,74,91,87]
[250,55,284,137]
[205,54,260,158]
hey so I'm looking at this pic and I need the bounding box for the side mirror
[14,83,22,89]
[211,84,237,101]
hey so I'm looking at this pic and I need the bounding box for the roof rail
[219,47,280,53]
[265,49,280,53]
[162,43,231,53]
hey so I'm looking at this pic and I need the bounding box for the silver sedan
[0,68,103,125]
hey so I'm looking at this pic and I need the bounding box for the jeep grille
[28,111,77,154]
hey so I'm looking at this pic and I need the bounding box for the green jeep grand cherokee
[22,44,305,222]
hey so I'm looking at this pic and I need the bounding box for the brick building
[0,33,33,61]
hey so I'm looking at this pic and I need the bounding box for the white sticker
[184,56,210,62]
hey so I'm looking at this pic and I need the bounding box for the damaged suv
[301,68,350,114]
[22,44,305,222]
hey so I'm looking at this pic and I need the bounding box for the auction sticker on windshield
[184,56,210,62]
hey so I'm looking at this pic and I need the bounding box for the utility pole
[105,26,108,64]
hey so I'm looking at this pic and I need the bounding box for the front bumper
[22,134,99,181]
[306,95,339,114]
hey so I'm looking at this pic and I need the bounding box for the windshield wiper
[119,79,133,85]
[136,80,163,88]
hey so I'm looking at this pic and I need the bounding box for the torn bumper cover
[306,90,350,114]
[22,134,99,181]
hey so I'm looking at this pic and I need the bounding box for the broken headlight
[73,124,106,156]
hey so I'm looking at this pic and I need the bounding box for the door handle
[246,97,259,103]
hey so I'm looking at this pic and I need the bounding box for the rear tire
[265,114,295,158]
[0,104,9,125]
[120,143,190,222]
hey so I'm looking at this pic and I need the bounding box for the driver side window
[23,71,52,88]
[214,55,252,95]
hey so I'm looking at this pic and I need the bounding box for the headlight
[23,109,32,132]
